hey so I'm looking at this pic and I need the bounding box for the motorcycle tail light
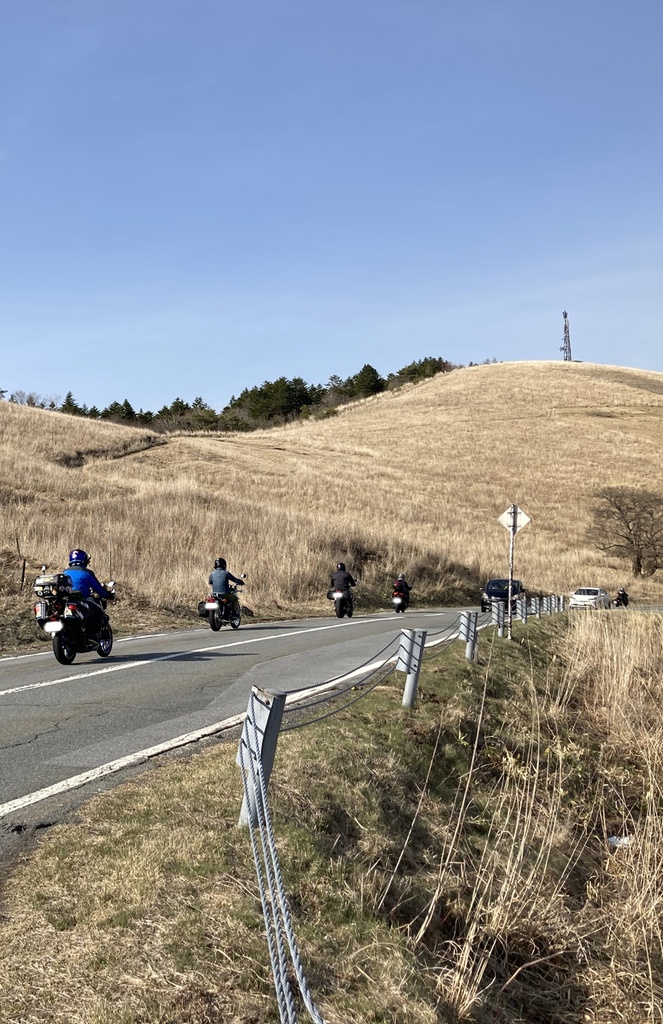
[67,604,78,611]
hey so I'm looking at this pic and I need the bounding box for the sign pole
[498,503,530,642]
[507,502,516,640]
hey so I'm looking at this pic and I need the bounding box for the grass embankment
[3,361,663,653]
[2,611,662,1022]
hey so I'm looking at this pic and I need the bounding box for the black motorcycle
[33,570,116,665]
[327,586,354,619]
[198,577,246,631]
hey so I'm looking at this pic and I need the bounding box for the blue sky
[1,0,662,411]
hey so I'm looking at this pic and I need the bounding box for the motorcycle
[33,569,116,665]
[198,576,246,631]
[391,584,409,613]
[327,586,354,619]
[612,592,629,608]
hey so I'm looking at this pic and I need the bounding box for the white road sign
[498,506,531,534]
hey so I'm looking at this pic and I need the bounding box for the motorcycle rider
[393,572,411,610]
[330,562,357,592]
[208,557,245,618]
[615,587,629,607]
[62,549,111,638]
[330,562,357,612]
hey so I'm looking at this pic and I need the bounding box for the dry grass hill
[2,360,663,646]
[2,361,663,1022]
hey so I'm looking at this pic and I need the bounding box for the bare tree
[589,487,663,576]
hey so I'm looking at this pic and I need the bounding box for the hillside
[2,360,663,647]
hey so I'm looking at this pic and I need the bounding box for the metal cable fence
[282,662,397,732]
[239,693,328,1024]
[236,599,564,1018]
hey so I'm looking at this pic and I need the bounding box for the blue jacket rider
[65,550,110,599]
[208,557,244,598]
[63,549,109,634]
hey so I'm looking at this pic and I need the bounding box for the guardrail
[237,597,565,1022]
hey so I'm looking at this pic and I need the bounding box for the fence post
[534,596,540,619]
[237,687,287,828]
[460,612,478,660]
[470,612,479,661]
[492,600,505,638]
[459,612,470,658]
[401,629,427,709]
[560,594,565,611]
[518,598,528,624]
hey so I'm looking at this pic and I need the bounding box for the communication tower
[560,310,572,361]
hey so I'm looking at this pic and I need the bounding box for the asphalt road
[0,606,473,822]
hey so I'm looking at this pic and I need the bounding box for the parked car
[480,578,525,612]
[569,587,611,610]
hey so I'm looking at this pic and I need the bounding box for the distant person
[393,572,411,609]
[63,549,110,636]
[615,587,629,607]
[208,557,245,615]
[330,562,357,592]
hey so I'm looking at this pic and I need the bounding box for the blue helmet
[69,549,90,567]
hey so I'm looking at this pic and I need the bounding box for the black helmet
[336,562,346,571]
[214,557,227,570]
[69,548,90,567]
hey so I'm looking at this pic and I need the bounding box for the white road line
[0,627,208,663]
[0,617,402,697]
[0,611,462,664]
[0,622,462,818]
[0,712,246,818]
[0,646,397,817]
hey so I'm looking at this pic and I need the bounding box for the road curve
[0,607,473,821]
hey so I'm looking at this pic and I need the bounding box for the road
[0,607,473,823]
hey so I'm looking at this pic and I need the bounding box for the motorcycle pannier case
[197,601,209,618]
[34,573,73,594]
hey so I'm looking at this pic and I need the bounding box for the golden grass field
[1,359,663,643]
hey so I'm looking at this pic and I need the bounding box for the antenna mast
[560,310,572,361]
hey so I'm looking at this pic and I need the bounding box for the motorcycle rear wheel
[209,609,222,632]
[97,623,113,658]
[335,600,344,619]
[53,631,77,665]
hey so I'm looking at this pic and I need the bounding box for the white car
[569,587,611,610]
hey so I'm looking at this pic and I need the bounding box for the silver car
[569,587,611,610]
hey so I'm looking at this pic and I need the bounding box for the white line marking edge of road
[0,619,475,818]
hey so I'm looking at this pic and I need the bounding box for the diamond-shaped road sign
[498,506,531,534]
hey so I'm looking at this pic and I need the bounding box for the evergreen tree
[350,364,386,397]
[60,391,82,416]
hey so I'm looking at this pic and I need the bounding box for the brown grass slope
[1,360,662,648]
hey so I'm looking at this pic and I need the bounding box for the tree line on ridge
[2,356,496,432]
